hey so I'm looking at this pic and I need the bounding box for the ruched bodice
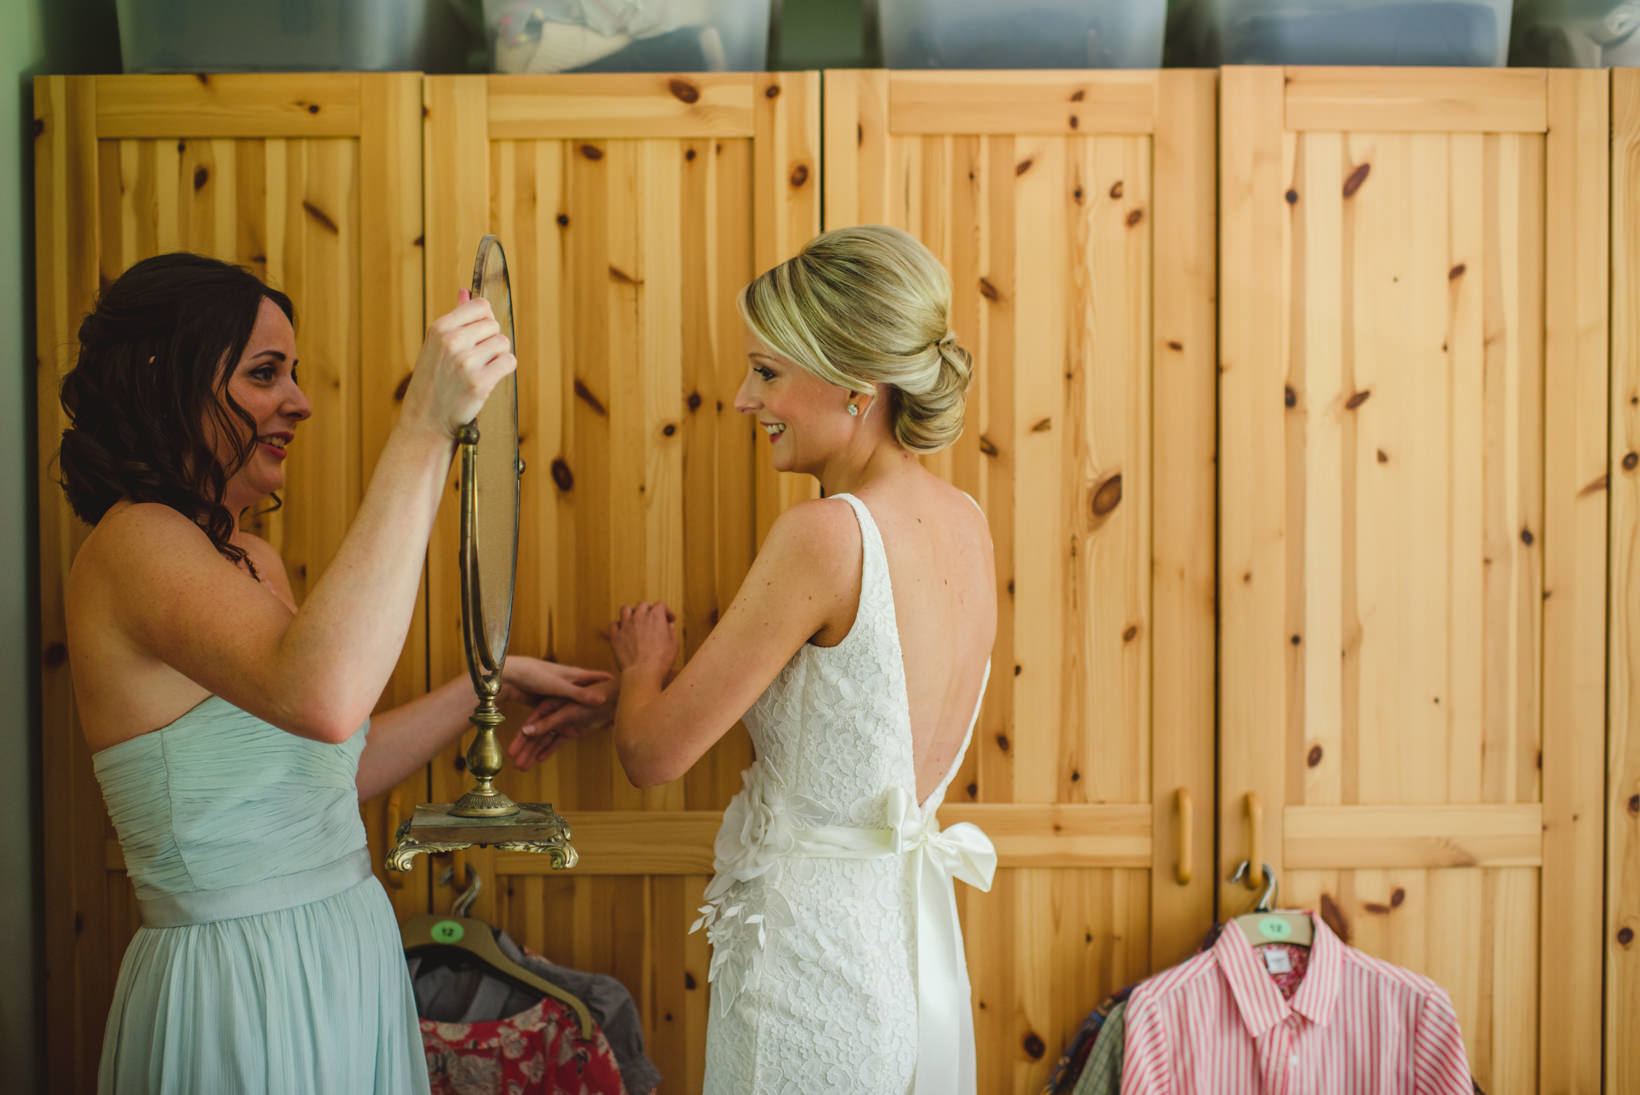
[95,696,370,901]
[91,697,429,1095]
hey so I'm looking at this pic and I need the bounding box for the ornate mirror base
[386,802,578,872]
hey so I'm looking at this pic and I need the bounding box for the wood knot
[1449,263,1467,280]
[574,378,608,415]
[193,166,209,191]
[685,148,697,162]
[31,118,43,138]
[393,373,412,402]
[687,391,703,412]
[1070,89,1086,102]
[1291,634,1302,645]
[978,435,998,457]
[1284,385,1297,408]
[1122,624,1139,643]
[1031,417,1052,433]
[1166,340,1183,352]
[1390,887,1405,907]
[662,423,677,437]
[1620,927,1635,947]
[978,277,1001,302]
[1623,451,1638,471]
[1070,769,1081,782]
[1628,793,1640,815]
[556,213,570,227]
[966,782,978,799]
[1023,1033,1045,1060]
[608,265,641,286]
[684,971,698,990]
[306,103,320,115]
[763,83,781,99]
[1015,157,1033,176]
[995,733,1010,753]
[1520,527,1535,546]
[789,164,809,188]
[1090,473,1123,518]
[1343,162,1371,198]
[1377,449,1389,464]
[1125,208,1144,227]
[1344,389,1372,411]
[42,642,67,669]
[301,201,339,235]
[1068,115,1079,129]
[668,78,701,104]
[1284,188,1299,204]
[550,458,574,492]
[579,144,604,161]
[1109,181,1124,200]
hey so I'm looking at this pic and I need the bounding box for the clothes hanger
[1228,860,1314,948]
[402,860,595,1039]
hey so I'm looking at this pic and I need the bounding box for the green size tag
[431,920,465,944]
[1258,916,1293,941]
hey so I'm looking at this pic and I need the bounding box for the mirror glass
[468,235,519,678]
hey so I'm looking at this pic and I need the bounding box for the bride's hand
[608,601,678,676]
[506,676,618,771]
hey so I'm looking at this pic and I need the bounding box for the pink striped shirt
[1121,913,1472,1095]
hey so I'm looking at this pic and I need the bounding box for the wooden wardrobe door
[821,70,1219,1093]
[34,74,428,1094]
[1217,67,1610,1094]
[420,72,818,1094]
[1609,66,1640,1095]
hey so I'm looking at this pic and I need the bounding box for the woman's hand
[398,289,517,440]
[609,601,678,677]
[497,656,612,711]
[506,676,618,772]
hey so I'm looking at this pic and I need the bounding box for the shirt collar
[1212,911,1342,1038]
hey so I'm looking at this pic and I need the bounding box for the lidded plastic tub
[116,0,439,72]
[1210,0,1513,66]
[483,0,772,73]
[875,0,1167,69]
[1511,0,1640,65]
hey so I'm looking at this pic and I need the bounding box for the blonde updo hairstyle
[738,225,973,454]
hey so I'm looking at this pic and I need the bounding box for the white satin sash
[694,767,997,1095]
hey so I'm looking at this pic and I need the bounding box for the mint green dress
[92,697,430,1094]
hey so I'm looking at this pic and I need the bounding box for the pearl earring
[847,403,859,417]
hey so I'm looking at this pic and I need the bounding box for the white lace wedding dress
[693,492,995,1094]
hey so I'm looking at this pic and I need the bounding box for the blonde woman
[512,226,1000,1093]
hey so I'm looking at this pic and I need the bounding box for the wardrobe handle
[1245,792,1264,890]
[384,791,405,890]
[1174,788,1192,885]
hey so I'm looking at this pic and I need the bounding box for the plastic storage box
[483,0,771,73]
[116,0,440,72]
[1511,0,1640,65]
[1210,0,1513,65]
[875,0,1167,69]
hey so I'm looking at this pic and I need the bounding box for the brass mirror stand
[385,235,577,875]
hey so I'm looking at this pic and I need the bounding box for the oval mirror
[462,235,520,688]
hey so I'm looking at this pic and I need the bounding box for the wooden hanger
[403,860,595,1038]
[1228,860,1314,948]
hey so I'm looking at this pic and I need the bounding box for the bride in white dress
[514,225,998,1093]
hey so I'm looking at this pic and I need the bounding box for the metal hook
[1229,859,1279,912]
[436,862,482,918]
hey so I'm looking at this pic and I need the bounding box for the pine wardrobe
[35,68,1639,1094]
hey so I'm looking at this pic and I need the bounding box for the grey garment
[1070,1001,1126,1095]
[407,927,661,1095]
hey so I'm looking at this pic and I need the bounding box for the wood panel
[1218,67,1608,1095]
[35,75,427,1095]
[421,72,816,1095]
[1609,65,1640,1095]
[824,68,1216,1094]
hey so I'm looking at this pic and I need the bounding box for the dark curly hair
[57,252,295,575]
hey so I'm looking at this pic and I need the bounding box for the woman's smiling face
[216,296,311,510]
[734,322,857,475]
